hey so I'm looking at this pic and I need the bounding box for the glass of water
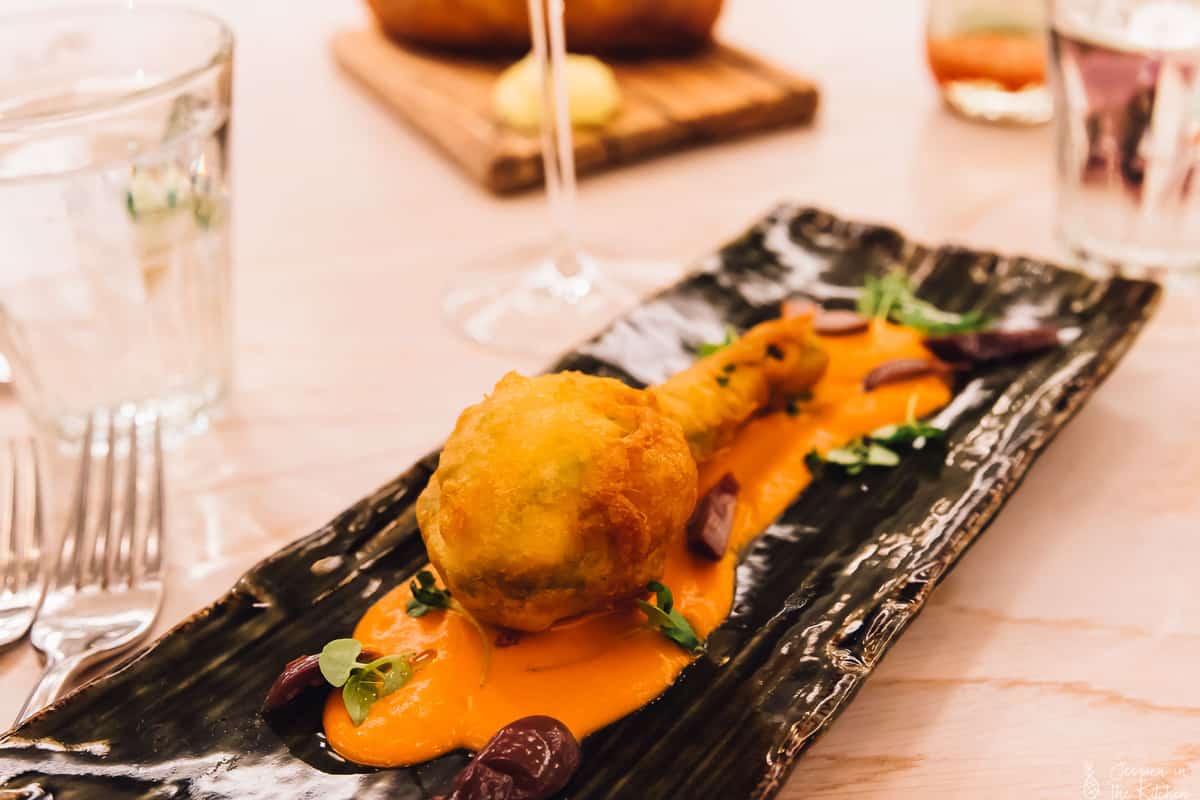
[1048,0,1200,275]
[0,6,233,441]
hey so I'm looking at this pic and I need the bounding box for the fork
[15,413,165,725]
[0,439,44,650]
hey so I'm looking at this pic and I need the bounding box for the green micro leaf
[637,599,675,630]
[661,609,704,653]
[696,324,738,357]
[825,445,866,466]
[866,443,901,467]
[870,420,944,447]
[646,580,674,614]
[342,672,378,726]
[319,638,363,687]
[320,644,425,726]
[375,657,414,696]
[638,581,703,655]
[858,270,989,334]
[406,569,452,617]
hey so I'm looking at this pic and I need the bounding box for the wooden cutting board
[331,28,819,194]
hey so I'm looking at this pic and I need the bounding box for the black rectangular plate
[0,206,1160,800]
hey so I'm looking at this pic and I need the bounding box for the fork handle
[15,654,85,726]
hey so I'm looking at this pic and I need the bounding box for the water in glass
[1049,0,1200,274]
[0,8,233,440]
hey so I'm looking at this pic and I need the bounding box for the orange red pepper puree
[324,320,951,767]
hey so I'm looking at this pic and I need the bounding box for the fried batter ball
[417,372,698,632]
[416,313,828,632]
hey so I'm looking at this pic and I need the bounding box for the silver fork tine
[17,412,166,724]
[55,415,95,591]
[27,440,43,593]
[2,442,15,596]
[85,414,117,588]
[110,418,137,588]
[0,439,46,652]
[141,415,164,579]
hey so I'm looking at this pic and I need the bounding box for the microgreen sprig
[406,570,452,617]
[405,569,492,685]
[637,581,704,655]
[318,638,429,726]
[696,324,739,357]
[807,395,945,477]
[858,271,989,335]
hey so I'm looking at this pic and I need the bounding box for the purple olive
[814,310,870,336]
[687,473,739,561]
[924,326,1060,364]
[441,716,582,800]
[863,358,949,392]
[261,648,381,713]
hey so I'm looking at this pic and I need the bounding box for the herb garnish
[696,324,739,356]
[405,569,492,684]
[318,638,429,725]
[715,375,730,387]
[820,439,901,475]
[637,581,704,655]
[406,569,452,617]
[807,396,945,476]
[858,271,989,334]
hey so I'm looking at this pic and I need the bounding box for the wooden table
[2,1,1198,797]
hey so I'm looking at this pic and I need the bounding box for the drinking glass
[926,0,1053,124]
[1048,0,1200,275]
[443,0,668,357]
[0,6,234,441]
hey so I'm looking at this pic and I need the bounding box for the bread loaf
[365,0,725,56]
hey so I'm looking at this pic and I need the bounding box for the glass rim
[0,3,234,134]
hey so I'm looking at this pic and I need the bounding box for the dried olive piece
[924,326,1060,364]
[687,473,739,561]
[862,358,949,391]
[440,716,582,800]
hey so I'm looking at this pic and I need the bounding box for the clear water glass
[1048,0,1200,275]
[0,6,234,441]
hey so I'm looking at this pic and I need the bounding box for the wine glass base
[443,246,678,359]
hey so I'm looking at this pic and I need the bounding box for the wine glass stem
[529,0,585,280]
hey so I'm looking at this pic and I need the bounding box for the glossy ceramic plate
[0,206,1160,800]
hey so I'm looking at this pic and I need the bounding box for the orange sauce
[926,32,1046,91]
[324,320,952,767]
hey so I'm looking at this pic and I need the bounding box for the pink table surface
[2,1,1199,798]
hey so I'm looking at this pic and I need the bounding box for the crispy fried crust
[416,315,827,631]
[417,372,698,632]
[651,312,829,463]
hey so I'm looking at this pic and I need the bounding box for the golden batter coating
[652,314,830,463]
[416,314,827,632]
[417,372,698,632]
